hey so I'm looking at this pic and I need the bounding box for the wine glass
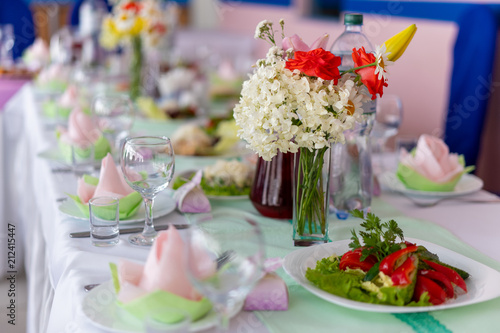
[184,209,265,331]
[371,94,403,153]
[92,93,135,157]
[120,136,175,246]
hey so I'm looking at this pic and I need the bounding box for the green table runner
[133,119,500,332]
[211,198,500,333]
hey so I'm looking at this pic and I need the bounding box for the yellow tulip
[383,24,417,62]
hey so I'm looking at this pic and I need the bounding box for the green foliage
[349,210,405,262]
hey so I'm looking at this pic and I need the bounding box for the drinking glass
[371,94,403,152]
[184,210,265,332]
[89,196,119,247]
[92,93,135,157]
[120,136,175,246]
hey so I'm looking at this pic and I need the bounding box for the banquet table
[4,83,500,333]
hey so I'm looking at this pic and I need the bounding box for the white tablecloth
[3,84,500,333]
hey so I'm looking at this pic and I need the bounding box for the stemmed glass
[184,209,265,331]
[92,93,135,158]
[120,136,175,246]
[371,94,403,152]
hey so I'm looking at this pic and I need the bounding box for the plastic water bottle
[79,0,108,66]
[329,13,375,219]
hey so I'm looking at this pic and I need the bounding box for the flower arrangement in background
[100,0,170,50]
[100,0,175,100]
[233,19,416,242]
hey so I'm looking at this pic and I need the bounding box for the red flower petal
[352,47,388,99]
[286,48,341,82]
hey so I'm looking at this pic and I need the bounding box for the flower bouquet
[233,19,416,245]
[100,0,173,100]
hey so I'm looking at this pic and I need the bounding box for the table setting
[4,3,500,333]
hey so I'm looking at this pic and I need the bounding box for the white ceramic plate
[379,172,483,198]
[174,170,251,201]
[81,281,242,332]
[283,238,500,313]
[59,191,176,224]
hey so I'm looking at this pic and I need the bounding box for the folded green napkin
[56,134,111,163]
[109,263,212,323]
[396,155,474,192]
[42,100,72,119]
[36,80,67,94]
[67,175,142,219]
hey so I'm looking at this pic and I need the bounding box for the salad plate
[283,238,500,313]
[379,172,483,198]
[59,191,176,224]
[81,281,242,332]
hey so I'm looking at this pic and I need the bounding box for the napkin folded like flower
[173,170,211,213]
[43,85,82,119]
[23,38,50,71]
[67,153,142,219]
[244,257,288,311]
[36,63,70,92]
[109,227,213,322]
[56,107,111,162]
[397,135,474,191]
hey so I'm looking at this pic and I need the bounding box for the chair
[443,5,498,167]
[0,0,35,59]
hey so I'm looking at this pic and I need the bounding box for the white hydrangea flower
[234,35,365,161]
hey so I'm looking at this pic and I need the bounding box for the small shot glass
[89,196,119,247]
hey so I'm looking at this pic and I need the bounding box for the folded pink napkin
[117,226,216,303]
[58,85,80,109]
[58,107,100,149]
[77,153,138,204]
[173,170,211,213]
[244,257,288,311]
[399,134,465,183]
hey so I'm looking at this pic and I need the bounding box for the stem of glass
[214,304,231,332]
[142,197,157,238]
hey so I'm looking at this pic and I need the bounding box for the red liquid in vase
[250,152,294,219]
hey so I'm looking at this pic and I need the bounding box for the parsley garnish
[349,209,405,262]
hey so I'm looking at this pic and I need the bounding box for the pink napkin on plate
[77,153,139,204]
[58,85,80,109]
[399,134,465,183]
[173,170,211,213]
[117,226,216,303]
[58,107,100,149]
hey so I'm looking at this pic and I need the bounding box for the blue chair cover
[444,5,498,167]
[69,0,112,27]
[0,0,35,59]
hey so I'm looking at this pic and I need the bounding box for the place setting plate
[283,238,500,313]
[59,190,176,224]
[378,172,483,198]
[81,281,242,332]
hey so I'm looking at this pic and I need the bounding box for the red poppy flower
[352,47,388,100]
[122,1,143,14]
[285,48,341,82]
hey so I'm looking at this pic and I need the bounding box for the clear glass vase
[129,36,142,101]
[292,147,331,246]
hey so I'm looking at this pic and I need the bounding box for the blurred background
[3,0,500,193]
